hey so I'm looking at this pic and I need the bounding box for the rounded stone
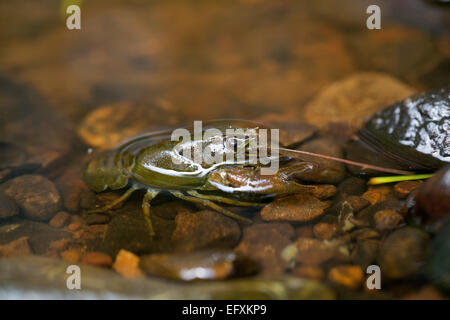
[1,174,62,221]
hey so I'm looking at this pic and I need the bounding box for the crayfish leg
[142,189,159,237]
[186,190,263,207]
[170,191,252,223]
[86,186,138,214]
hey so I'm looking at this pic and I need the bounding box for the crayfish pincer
[83,120,319,236]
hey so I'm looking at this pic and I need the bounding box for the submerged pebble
[378,227,429,280]
[235,223,295,274]
[1,174,62,221]
[171,210,241,253]
[328,265,364,289]
[261,193,330,222]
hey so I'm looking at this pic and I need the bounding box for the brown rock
[61,249,82,263]
[140,250,254,281]
[235,223,295,274]
[378,227,429,279]
[1,174,62,221]
[304,73,414,129]
[294,138,346,184]
[261,193,330,222]
[373,209,404,231]
[346,196,370,213]
[82,252,113,267]
[0,192,19,219]
[68,223,81,231]
[48,238,70,252]
[402,286,445,300]
[362,185,393,205]
[394,181,421,199]
[328,265,364,289]
[171,210,241,253]
[292,265,324,280]
[55,169,88,212]
[313,222,337,240]
[336,177,367,201]
[49,211,71,228]
[0,237,32,257]
[309,184,337,200]
[295,237,347,266]
[84,213,110,225]
[113,249,145,278]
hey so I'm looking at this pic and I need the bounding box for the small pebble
[113,249,144,278]
[313,222,337,240]
[362,185,393,205]
[49,211,71,228]
[295,237,346,266]
[68,223,81,231]
[328,265,364,289]
[61,249,82,263]
[82,252,113,267]
[85,213,110,225]
[295,225,314,238]
[48,238,70,252]
[373,209,404,231]
[394,181,421,199]
[346,196,370,212]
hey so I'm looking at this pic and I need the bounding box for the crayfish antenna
[273,147,415,176]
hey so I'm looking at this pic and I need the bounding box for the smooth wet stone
[425,220,450,294]
[140,250,256,281]
[235,223,295,274]
[0,237,31,258]
[373,209,404,231]
[378,227,429,280]
[309,184,337,200]
[0,220,70,255]
[304,72,414,129]
[294,138,346,184]
[1,175,62,222]
[171,210,241,253]
[0,255,335,299]
[415,165,450,224]
[0,192,19,219]
[295,237,349,266]
[261,193,330,222]
[356,199,404,228]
